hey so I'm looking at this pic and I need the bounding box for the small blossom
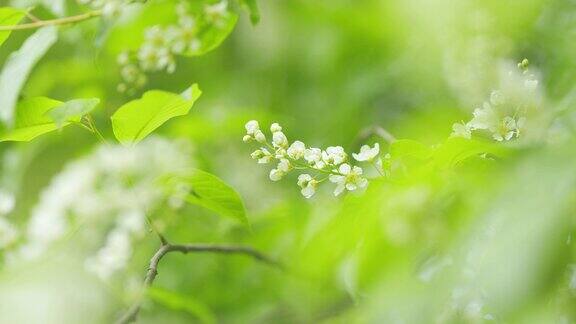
[277,159,292,172]
[272,131,288,148]
[269,169,284,181]
[304,148,325,169]
[493,116,518,141]
[329,164,368,196]
[287,141,306,160]
[254,130,266,143]
[451,122,472,139]
[242,135,252,142]
[297,174,317,198]
[322,146,347,165]
[250,149,263,159]
[352,143,379,162]
[205,1,229,27]
[245,120,260,135]
[257,148,273,164]
[297,174,313,187]
[270,123,283,133]
[468,103,499,132]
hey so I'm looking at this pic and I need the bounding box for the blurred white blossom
[5,137,193,281]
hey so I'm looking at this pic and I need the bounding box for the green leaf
[431,137,508,168]
[0,26,58,126]
[180,13,238,57]
[0,7,26,47]
[240,0,260,25]
[47,98,100,128]
[111,84,202,145]
[390,139,433,164]
[148,287,216,324]
[183,169,249,227]
[0,97,63,142]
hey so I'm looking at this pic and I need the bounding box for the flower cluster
[451,59,539,142]
[244,121,385,198]
[117,1,230,94]
[3,137,193,281]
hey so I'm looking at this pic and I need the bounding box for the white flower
[451,122,471,139]
[275,148,287,159]
[205,0,229,27]
[297,174,318,198]
[329,164,368,196]
[272,131,288,148]
[254,130,266,143]
[352,143,379,162]
[269,169,284,181]
[493,116,518,141]
[322,146,347,165]
[242,135,252,142]
[287,141,306,160]
[468,103,499,132]
[257,148,273,164]
[304,148,325,169]
[245,120,260,135]
[277,159,292,172]
[270,123,282,133]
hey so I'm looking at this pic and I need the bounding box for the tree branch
[354,125,396,146]
[116,243,283,324]
[0,10,102,31]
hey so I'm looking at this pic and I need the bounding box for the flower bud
[254,130,266,143]
[270,123,282,133]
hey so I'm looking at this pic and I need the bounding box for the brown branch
[116,243,283,324]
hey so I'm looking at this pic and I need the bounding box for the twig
[355,125,396,145]
[0,10,102,31]
[25,12,41,23]
[116,242,283,324]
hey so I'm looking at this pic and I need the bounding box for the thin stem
[0,10,103,31]
[86,115,109,144]
[25,12,41,23]
[355,125,396,145]
[116,242,283,324]
[371,160,385,177]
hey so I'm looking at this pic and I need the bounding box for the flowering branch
[0,10,103,31]
[243,121,385,198]
[116,241,283,324]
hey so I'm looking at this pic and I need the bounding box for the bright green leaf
[390,139,433,162]
[0,97,64,142]
[148,287,216,324]
[0,26,58,126]
[183,169,249,227]
[432,137,509,168]
[48,98,100,128]
[111,84,202,145]
[180,13,238,57]
[0,7,26,47]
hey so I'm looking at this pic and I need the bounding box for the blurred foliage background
[1,0,576,323]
